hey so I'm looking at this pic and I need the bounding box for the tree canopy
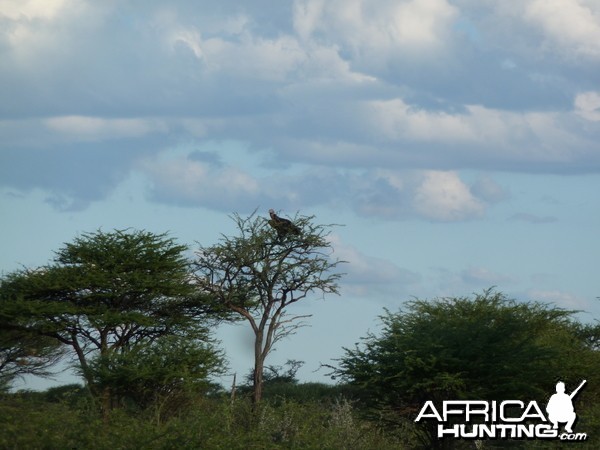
[0,229,222,409]
[86,334,224,415]
[332,290,600,448]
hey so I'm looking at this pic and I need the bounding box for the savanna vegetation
[1,212,599,449]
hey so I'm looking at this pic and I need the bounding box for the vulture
[268,209,301,238]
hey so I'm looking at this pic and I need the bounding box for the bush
[0,389,404,449]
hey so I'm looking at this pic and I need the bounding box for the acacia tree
[332,290,600,449]
[194,210,344,405]
[1,279,64,390]
[0,229,220,410]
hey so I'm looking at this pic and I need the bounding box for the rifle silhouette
[569,380,586,400]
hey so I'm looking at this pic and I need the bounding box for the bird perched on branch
[268,209,301,239]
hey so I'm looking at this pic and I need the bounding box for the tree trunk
[252,364,263,406]
[102,387,112,420]
[252,332,264,406]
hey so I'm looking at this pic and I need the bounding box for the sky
[1,0,599,390]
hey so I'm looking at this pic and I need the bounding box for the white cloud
[293,0,325,41]
[144,159,259,204]
[526,289,588,310]
[413,171,485,221]
[162,15,374,87]
[369,99,477,142]
[388,0,458,48]
[1,0,108,57]
[328,235,420,297]
[142,155,261,210]
[470,176,509,204]
[509,213,557,224]
[575,91,600,121]
[0,0,68,21]
[293,0,458,69]
[44,116,168,141]
[365,97,596,168]
[170,28,204,60]
[525,0,600,59]
[202,35,307,82]
[352,170,492,222]
[461,266,514,286]
[138,147,497,223]
[369,99,557,146]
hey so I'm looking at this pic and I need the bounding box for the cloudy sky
[2,0,599,388]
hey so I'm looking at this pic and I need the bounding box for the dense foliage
[0,385,404,450]
[333,290,600,448]
[0,229,223,410]
[85,334,225,414]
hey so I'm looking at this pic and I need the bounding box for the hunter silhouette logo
[546,380,586,434]
[415,380,588,442]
